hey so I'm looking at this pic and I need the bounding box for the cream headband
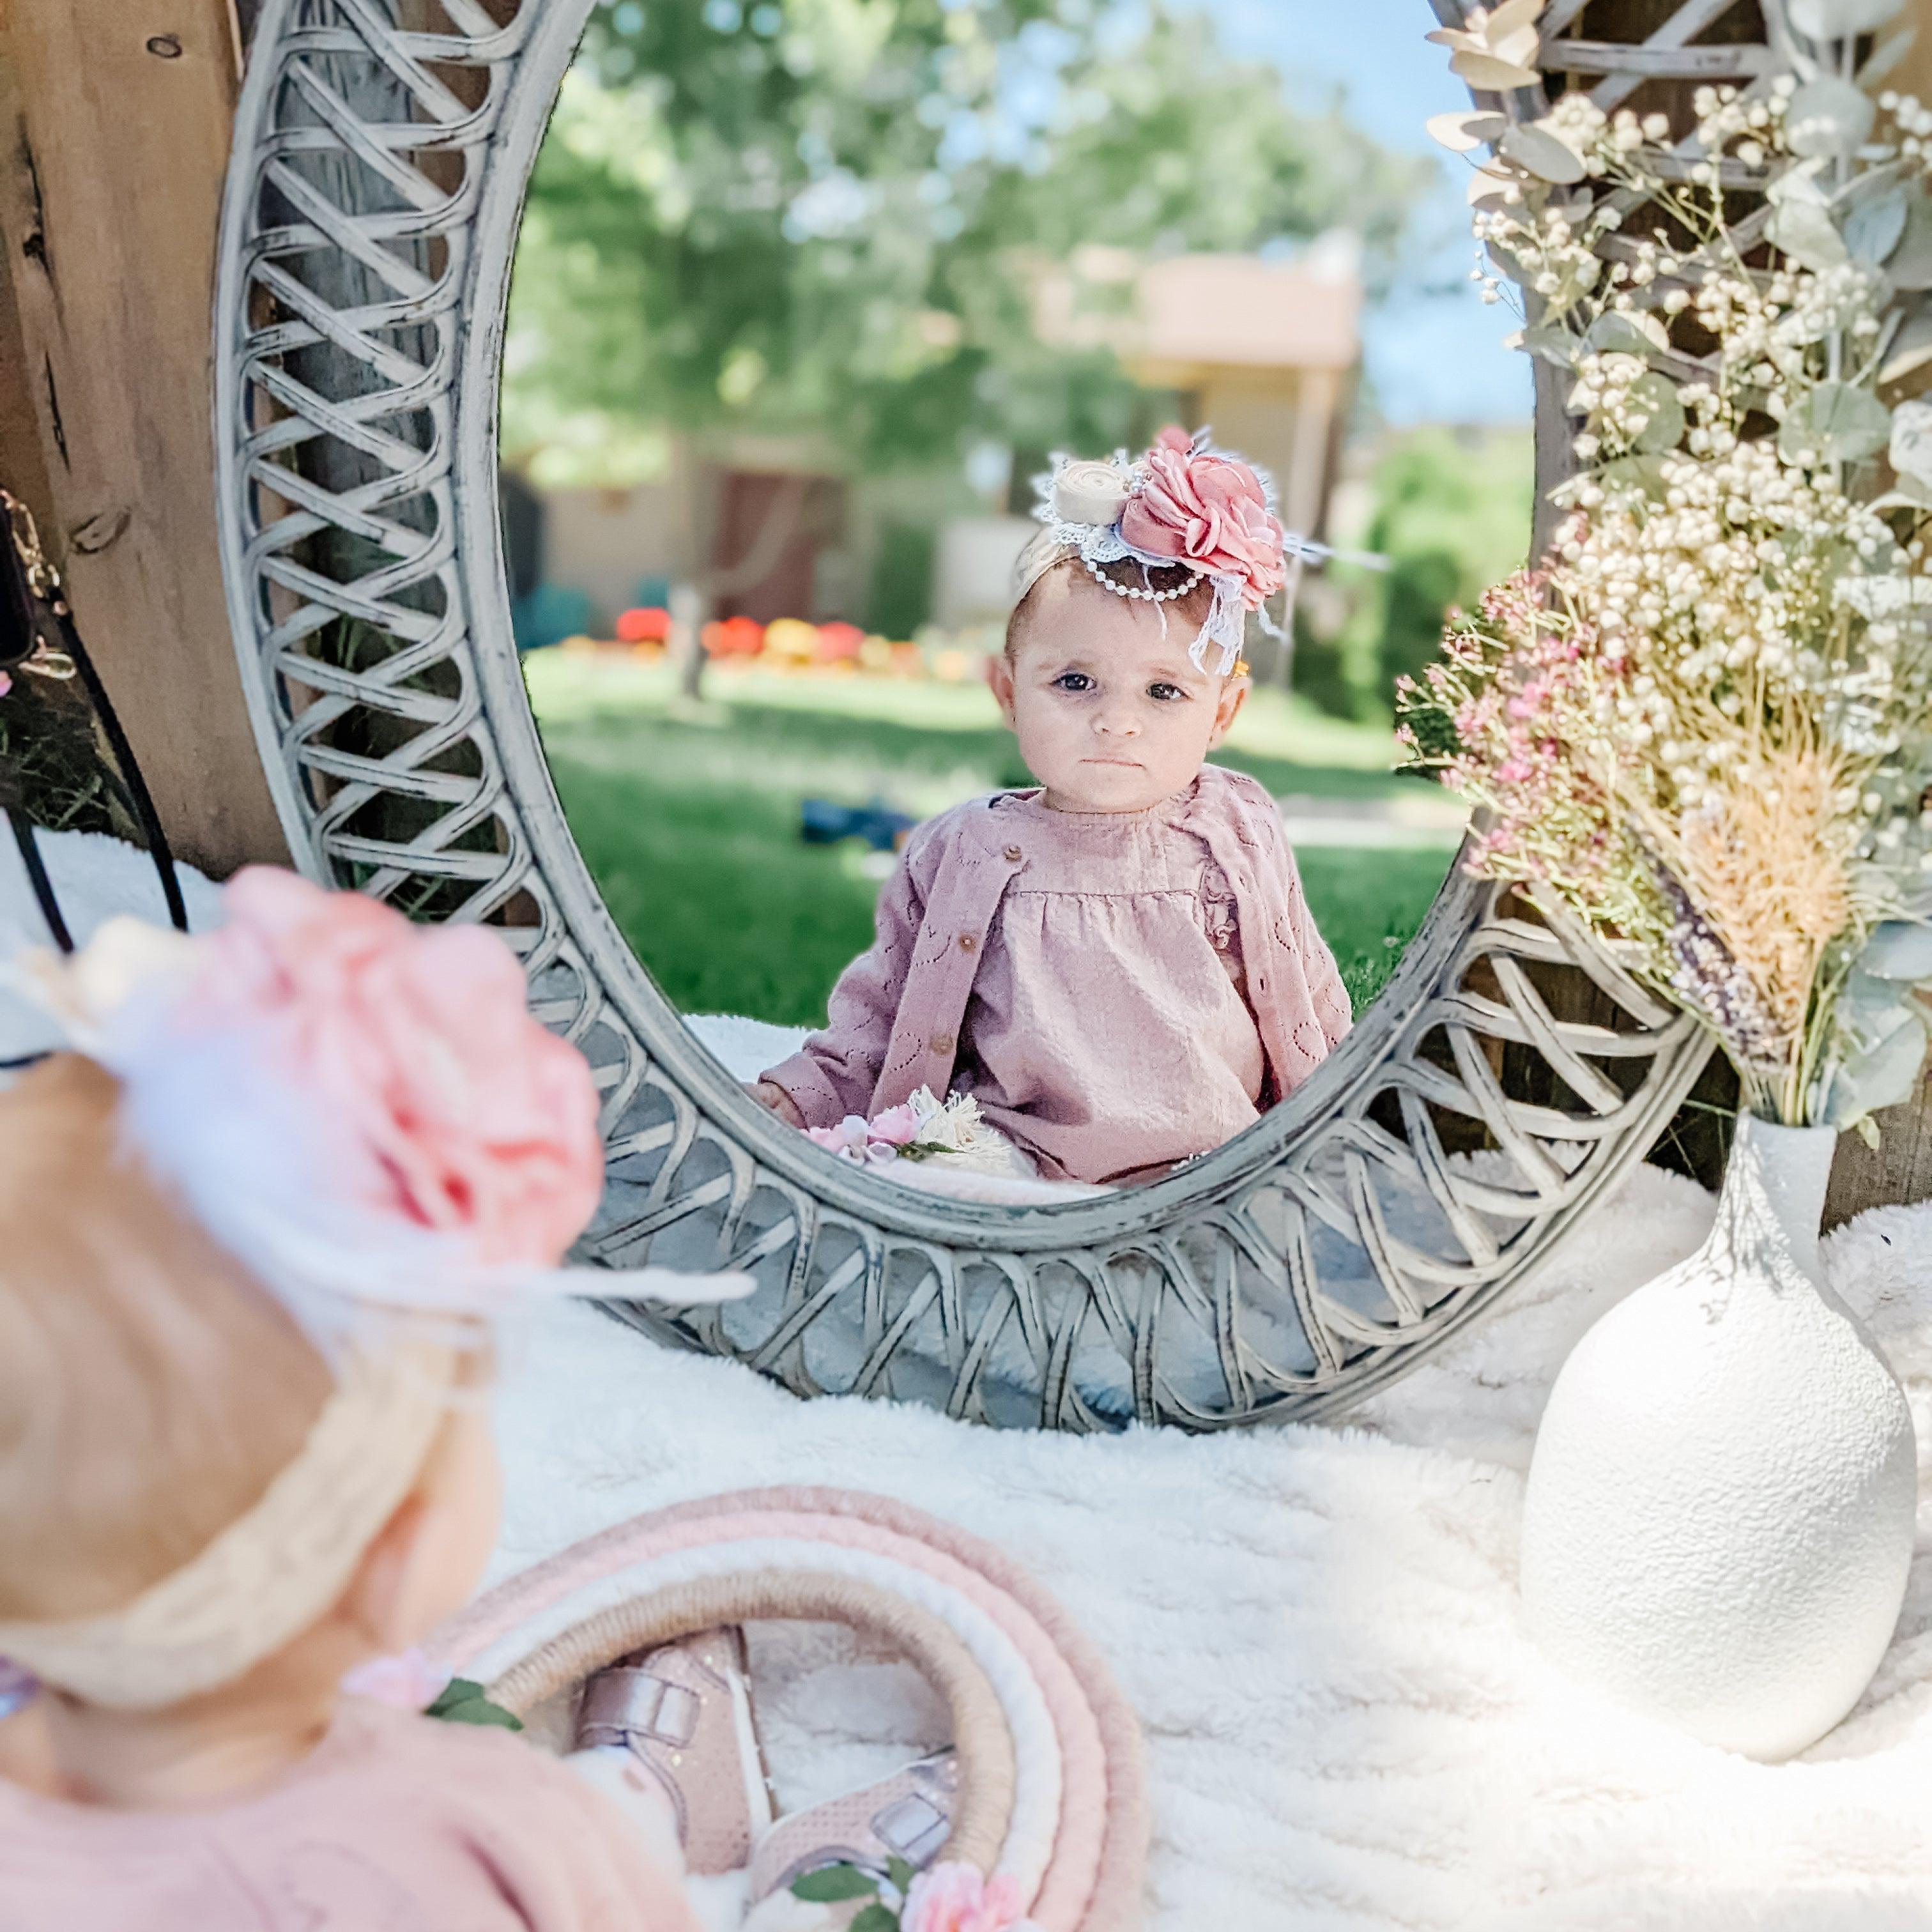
[0,1347,456,1709]
[3,869,750,1708]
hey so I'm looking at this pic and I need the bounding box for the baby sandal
[572,1625,774,1874]
[746,1747,958,1906]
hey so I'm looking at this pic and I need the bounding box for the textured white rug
[0,827,224,1062]
[493,1170,1932,1932]
[12,834,1932,1925]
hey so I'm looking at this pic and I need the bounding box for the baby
[0,871,738,1930]
[752,429,1351,1186]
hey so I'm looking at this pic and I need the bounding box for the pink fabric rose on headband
[1119,425,1287,611]
[190,868,604,1269]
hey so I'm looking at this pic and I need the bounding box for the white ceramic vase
[1519,1114,1919,1759]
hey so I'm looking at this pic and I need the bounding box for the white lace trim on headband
[1015,441,1343,675]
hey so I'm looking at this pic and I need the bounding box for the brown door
[713,470,845,622]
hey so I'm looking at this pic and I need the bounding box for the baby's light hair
[1003,555,1223,664]
[0,1055,334,1626]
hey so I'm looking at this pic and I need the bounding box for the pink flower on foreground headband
[1118,424,1287,610]
[22,866,749,1349]
[901,1863,1039,1932]
[189,868,602,1269]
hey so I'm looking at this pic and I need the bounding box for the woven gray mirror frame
[213,0,1741,1432]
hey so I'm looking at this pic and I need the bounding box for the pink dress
[954,789,1267,1183]
[0,1699,699,1932]
[763,766,1352,1185]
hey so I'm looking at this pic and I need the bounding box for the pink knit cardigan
[763,763,1352,1129]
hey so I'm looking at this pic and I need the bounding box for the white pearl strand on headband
[1080,553,1206,601]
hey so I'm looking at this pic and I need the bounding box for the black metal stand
[1,486,188,958]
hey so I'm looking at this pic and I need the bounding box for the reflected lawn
[528,653,1457,1028]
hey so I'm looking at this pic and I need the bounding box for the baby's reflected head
[990,557,1248,814]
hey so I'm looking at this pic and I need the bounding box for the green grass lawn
[527,654,1455,1026]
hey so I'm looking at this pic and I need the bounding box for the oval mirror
[215,0,1711,1430]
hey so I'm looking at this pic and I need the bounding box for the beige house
[517,238,1363,640]
[1030,234,1363,540]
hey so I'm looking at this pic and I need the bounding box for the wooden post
[0,0,288,878]
[1892,4,1932,109]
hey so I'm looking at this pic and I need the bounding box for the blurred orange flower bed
[568,611,985,683]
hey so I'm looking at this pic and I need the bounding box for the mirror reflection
[503,1,1516,1193]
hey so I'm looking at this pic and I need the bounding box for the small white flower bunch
[806,1088,1015,1176]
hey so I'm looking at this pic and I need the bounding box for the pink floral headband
[1,870,750,1709]
[20,867,746,1352]
[1014,425,1330,674]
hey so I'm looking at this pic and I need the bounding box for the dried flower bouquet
[1402,0,1932,1133]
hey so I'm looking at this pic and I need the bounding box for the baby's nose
[1094,705,1140,737]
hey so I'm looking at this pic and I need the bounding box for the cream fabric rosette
[1051,457,1133,528]
[1013,457,1138,606]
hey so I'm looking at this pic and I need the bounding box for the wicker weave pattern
[211,1,1751,1431]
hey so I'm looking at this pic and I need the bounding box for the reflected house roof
[1029,239,1364,391]
[1028,238,1364,555]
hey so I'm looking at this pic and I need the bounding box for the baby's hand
[746,1079,806,1130]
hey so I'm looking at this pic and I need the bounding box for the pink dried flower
[806,1117,872,1157]
[868,1103,921,1146]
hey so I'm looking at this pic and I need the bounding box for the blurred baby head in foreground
[0,870,742,1728]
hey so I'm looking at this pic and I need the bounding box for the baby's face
[989,586,1248,813]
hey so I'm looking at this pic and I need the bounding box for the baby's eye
[1147,682,1187,702]
[1052,671,1096,693]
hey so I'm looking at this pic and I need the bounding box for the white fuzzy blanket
[14,834,1932,1925]
[493,1172,1932,1932]
[0,829,225,1062]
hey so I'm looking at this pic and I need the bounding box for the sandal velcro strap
[875,1786,949,1864]
[576,1665,702,1748]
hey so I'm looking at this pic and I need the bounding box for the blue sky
[1176,0,1533,425]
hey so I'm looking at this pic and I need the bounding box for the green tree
[502,0,1428,477]
[1308,426,1534,723]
